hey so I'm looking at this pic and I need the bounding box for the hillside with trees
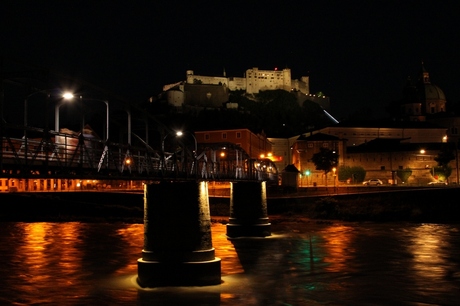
[146,89,334,138]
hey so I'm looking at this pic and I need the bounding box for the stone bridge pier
[226,181,271,238]
[137,180,271,287]
[137,180,221,287]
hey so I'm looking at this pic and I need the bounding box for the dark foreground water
[0,219,459,305]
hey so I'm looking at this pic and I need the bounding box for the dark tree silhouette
[311,147,339,175]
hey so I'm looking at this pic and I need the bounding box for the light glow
[62,93,74,100]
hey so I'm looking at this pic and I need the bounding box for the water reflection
[0,220,459,305]
[407,224,460,302]
[320,224,356,273]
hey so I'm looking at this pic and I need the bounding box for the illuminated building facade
[163,68,315,108]
[195,129,272,160]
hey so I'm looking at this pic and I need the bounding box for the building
[290,133,346,186]
[266,136,299,173]
[162,68,321,109]
[164,83,229,108]
[343,139,459,185]
[316,120,448,147]
[399,63,447,121]
[245,67,303,94]
[195,128,272,160]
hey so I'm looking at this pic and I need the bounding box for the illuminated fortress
[163,68,330,111]
[164,67,309,94]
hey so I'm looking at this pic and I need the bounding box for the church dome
[417,63,446,102]
[422,83,446,101]
[398,63,447,120]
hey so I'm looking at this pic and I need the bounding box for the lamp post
[176,131,198,179]
[59,93,109,141]
[332,167,337,189]
[456,145,459,184]
[419,149,434,176]
[125,108,131,145]
[122,108,132,171]
[161,132,172,172]
[23,90,51,175]
[24,90,46,128]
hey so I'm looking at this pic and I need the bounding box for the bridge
[0,122,279,190]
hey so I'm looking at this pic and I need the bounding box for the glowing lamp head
[62,93,75,100]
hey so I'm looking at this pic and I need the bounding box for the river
[0,218,459,305]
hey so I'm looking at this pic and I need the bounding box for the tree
[396,168,412,183]
[434,144,455,181]
[338,166,366,183]
[434,166,452,182]
[311,148,339,175]
[301,100,329,130]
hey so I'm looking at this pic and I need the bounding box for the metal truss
[1,124,279,182]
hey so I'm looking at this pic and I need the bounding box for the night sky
[2,1,459,121]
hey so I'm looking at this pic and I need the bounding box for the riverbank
[1,187,460,223]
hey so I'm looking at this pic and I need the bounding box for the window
[205,134,210,140]
[222,133,227,139]
[322,143,329,148]
[307,143,313,148]
[236,132,241,138]
[380,166,386,170]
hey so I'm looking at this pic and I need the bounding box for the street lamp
[59,93,109,141]
[23,90,51,170]
[420,149,435,178]
[122,108,132,172]
[24,90,50,129]
[125,108,131,145]
[332,167,337,188]
[176,131,198,179]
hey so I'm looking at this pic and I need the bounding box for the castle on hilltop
[162,68,330,111]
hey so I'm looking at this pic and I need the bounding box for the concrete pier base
[137,180,221,287]
[226,181,271,238]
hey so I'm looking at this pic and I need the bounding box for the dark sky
[2,1,459,120]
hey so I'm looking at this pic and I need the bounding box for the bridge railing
[1,124,279,182]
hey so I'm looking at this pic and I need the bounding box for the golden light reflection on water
[408,224,452,280]
[2,220,459,305]
[110,222,244,276]
[211,223,245,275]
[15,222,90,304]
[319,224,355,273]
[114,224,144,275]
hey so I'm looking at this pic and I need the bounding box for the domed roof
[397,63,447,119]
[422,83,446,101]
[412,62,446,102]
